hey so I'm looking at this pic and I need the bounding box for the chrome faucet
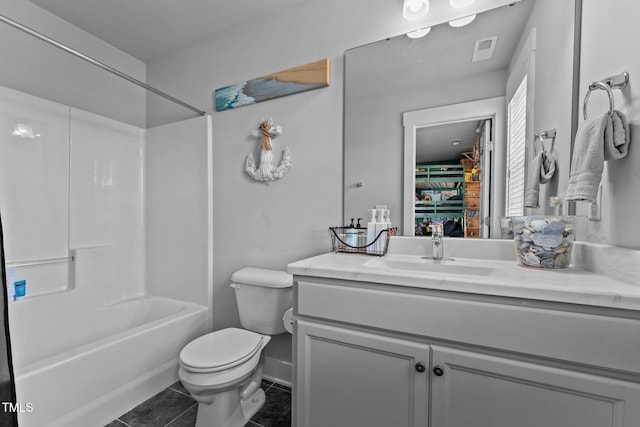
[429,223,444,260]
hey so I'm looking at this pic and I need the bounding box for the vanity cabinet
[296,320,429,427]
[293,277,640,427]
[431,346,640,427]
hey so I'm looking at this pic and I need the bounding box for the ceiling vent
[472,36,497,62]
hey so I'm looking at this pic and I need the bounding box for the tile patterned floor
[105,379,291,427]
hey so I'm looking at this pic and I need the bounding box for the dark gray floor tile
[107,378,291,427]
[166,403,198,427]
[169,381,191,397]
[119,388,195,427]
[251,386,291,427]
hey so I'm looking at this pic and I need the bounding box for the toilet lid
[231,267,292,288]
[180,328,265,373]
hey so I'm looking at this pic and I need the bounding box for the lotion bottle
[374,208,388,253]
[366,209,377,254]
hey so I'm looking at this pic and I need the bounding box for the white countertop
[287,240,640,311]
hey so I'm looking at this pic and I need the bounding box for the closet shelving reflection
[414,162,465,236]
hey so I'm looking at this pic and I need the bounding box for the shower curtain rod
[0,13,207,117]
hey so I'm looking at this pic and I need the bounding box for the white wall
[577,0,640,250]
[0,0,147,127]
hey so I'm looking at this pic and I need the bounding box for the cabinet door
[295,320,429,427]
[431,346,640,427]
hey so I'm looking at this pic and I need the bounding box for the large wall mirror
[344,0,580,237]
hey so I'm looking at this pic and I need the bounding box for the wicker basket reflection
[329,227,397,256]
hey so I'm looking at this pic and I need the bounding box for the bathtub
[8,295,208,427]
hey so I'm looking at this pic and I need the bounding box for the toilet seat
[179,328,265,373]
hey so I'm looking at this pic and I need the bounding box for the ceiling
[346,0,534,163]
[416,121,480,163]
[25,0,303,62]
[346,0,534,100]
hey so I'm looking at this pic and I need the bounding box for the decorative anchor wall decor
[246,116,292,184]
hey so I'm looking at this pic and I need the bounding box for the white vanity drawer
[296,279,640,374]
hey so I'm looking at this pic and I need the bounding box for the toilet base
[241,387,266,421]
[194,386,266,427]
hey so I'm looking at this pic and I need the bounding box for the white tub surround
[1,85,213,427]
[289,237,640,427]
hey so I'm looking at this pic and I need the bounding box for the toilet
[178,267,293,427]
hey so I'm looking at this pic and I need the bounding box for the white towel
[604,109,630,160]
[566,110,630,202]
[524,150,556,208]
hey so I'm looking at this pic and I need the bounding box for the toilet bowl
[179,267,293,427]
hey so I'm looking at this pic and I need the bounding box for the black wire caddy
[328,226,398,256]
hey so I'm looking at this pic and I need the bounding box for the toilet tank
[231,267,293,335]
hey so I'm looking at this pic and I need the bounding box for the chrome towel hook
[534,128,556,154]
[583,72,629,120]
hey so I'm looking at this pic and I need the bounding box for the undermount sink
[363,256,494,276]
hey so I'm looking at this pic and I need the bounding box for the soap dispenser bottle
[345,218,358,247]
[356,218,364,247]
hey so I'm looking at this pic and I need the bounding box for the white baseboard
[263,356,292,387]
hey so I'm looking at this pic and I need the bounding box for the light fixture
[449,14,476,27]
[449,0,476,8]
[403,0,430,21]
[407,27,432,39]
[451,139,461,146]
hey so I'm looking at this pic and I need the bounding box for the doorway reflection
[414,119,490,238]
